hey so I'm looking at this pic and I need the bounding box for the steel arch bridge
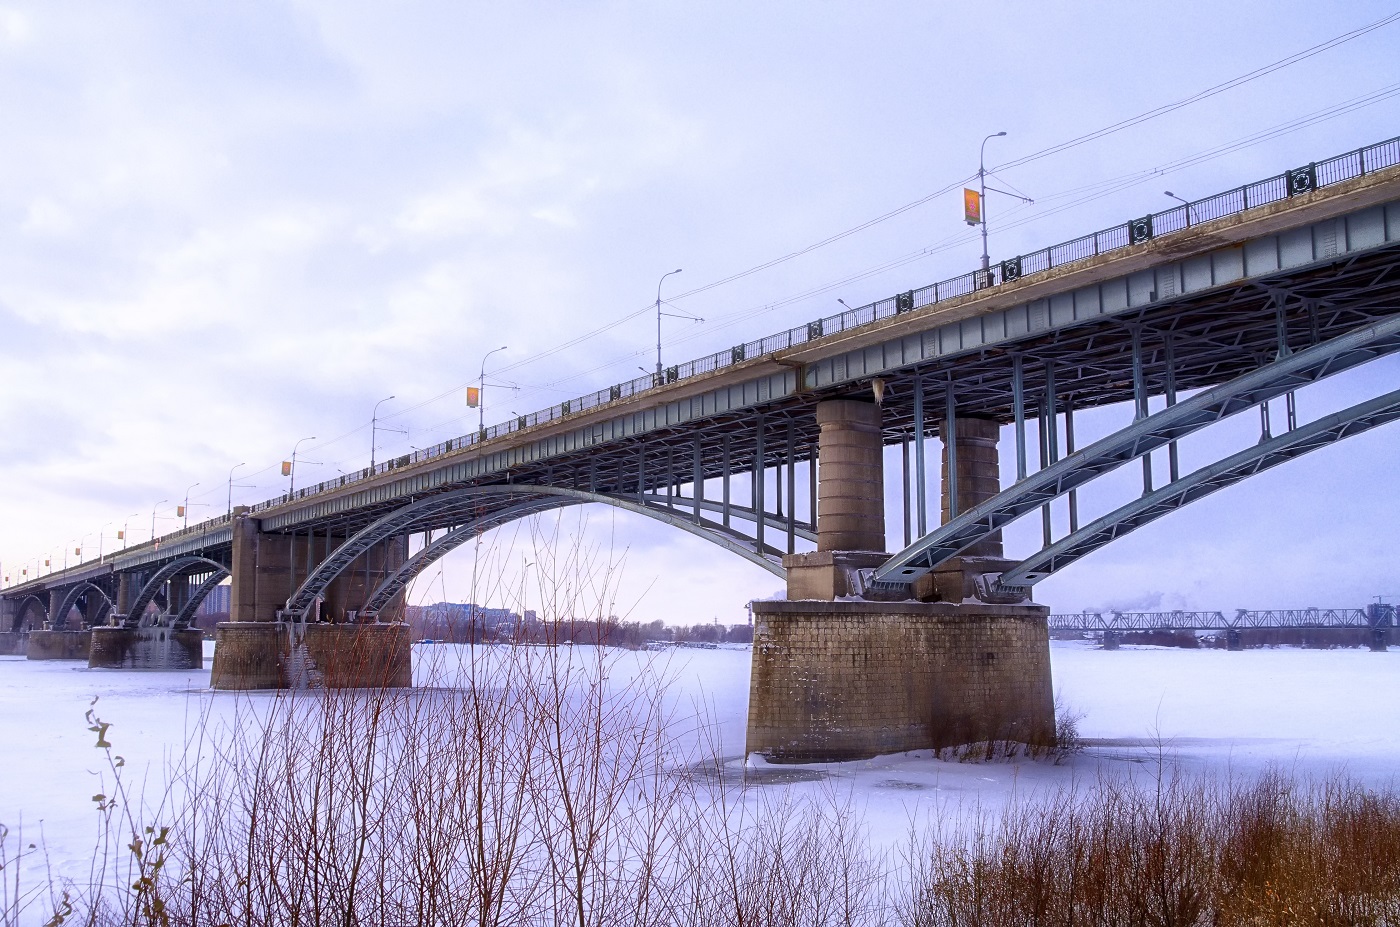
[6,135,1400,646]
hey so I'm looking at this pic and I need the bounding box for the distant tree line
[403,603,752,648]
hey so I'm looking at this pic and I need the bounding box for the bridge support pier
[26,631,90,661]
[1370,627,1389,652]
[752,400,1053,762]
[211,516,412,689]
[89,626,203,670]
[748,600,1054,761]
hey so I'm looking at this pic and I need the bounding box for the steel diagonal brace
[873,313,1400,585]
[996,386,1400,591]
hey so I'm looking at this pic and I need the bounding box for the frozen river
[0,639,1396,872]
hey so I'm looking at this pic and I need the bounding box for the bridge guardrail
[249,135,1400,518]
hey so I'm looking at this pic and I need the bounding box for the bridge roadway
[4,137,1400,716]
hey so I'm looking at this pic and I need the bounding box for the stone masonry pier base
[211,622,412,690]
[26,630,90,661]
[748,599,1054,762]
[89,627,204,671]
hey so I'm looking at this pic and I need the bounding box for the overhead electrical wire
[90,15,1400,543]
[372,11,1400,436]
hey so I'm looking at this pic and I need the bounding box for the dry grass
[900,766,1400,927]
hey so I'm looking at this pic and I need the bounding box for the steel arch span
[283,484,797,620]
[53,582,114,629]
[9,594,47,632]
[124,556,229,628]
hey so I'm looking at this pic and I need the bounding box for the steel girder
[996,386,1400,591]
[53,582,113,629]
[283,484,789,621]
[123,556,228,629]
[873,312,1400,585]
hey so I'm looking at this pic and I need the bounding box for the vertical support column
[1164,334,1180,483]
[48,589,64,630]
[783,400,884,601]
[900,434,911,547]
[753,417,766,554]
[1131,326,1153,494]
[940,418,1004,559]
[785,422,797,553]
[722,435,732,529]
[914,376,928,537]
[228,515,295,623]
[814,400,885,552]
[691,441,703,526]
[116,572,133,617]
[1012,354,1028,481]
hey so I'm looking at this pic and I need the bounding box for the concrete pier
[750,398,1055,762]
[89,627,203,670]
[26,630,90,661]
[748,600,1054,761]
[211,514,412,689]
[211,622,411,689]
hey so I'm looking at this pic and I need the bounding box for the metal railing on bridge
[248,135,1400,517]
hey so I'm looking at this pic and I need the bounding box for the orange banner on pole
[963,188,982,225]
[465,386,480,408]
[281,461,292,477]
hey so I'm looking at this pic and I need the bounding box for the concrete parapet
[89,627,203,670]
[26,630,91,661]
[748,599,1054,762]
[211,622,412,690]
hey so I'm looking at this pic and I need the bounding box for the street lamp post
[655,269,683,378]
[370,395,396,470]
[1165,191,1194,226]
[151,500,168,545]
[478,347,508,434]
[289,436,316,494]
[97,522,112,561]
[183,481,200,529]
[977,131,1007,275]
[123,512,139,549]
[227,463,247,517]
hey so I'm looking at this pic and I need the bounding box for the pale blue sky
[2,1,1398,619]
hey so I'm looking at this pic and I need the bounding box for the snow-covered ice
[0,639,1395,869]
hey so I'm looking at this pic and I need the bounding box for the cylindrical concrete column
[48,589,64,631]
[940,417,1003,558]
[116,572,133,615]
[816,399,885,552]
